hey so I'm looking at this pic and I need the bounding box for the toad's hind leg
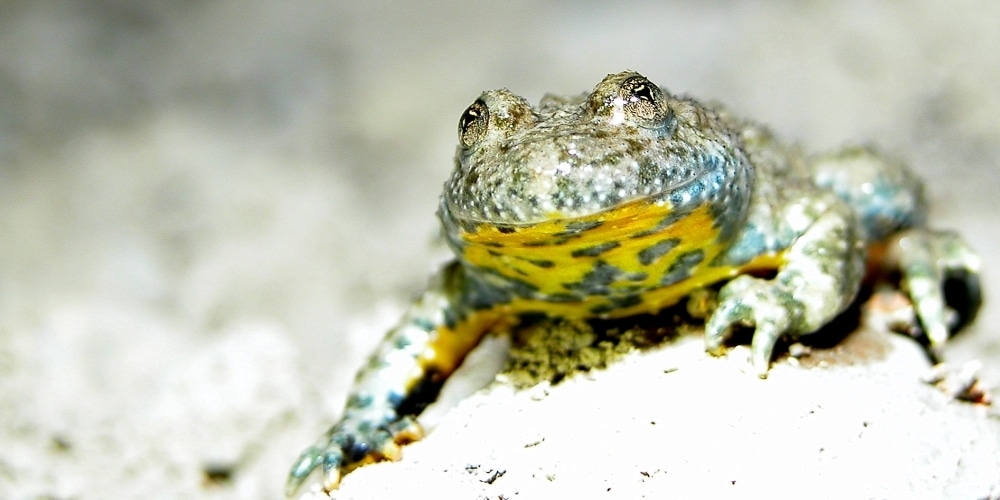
[286,262,507,495]
[809,146,926,242]
[811,147,981,346]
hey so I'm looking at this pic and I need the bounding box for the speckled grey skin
[445,73,749,227]
[286,71,981,496]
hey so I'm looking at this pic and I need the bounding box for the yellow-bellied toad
[286,71,981,495]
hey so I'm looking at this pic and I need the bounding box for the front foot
[703,275,802,378]
[886,229,981,349]
[285,415,424,496]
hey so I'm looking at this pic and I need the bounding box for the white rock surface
[327,333,1000,499]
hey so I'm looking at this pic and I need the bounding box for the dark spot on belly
[554,220,604,238]
[467,267,536,304]
[562,260,646,298]
[563,260,621,296]
[545,292,582,302]
[629,210,688,239]
[524,258,555,268]
[627,272,648,282]
[571,241,620,258]
[638,238,680,265]
[660,249,705,286]
[523,240,551,247]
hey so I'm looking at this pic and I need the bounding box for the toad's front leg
[285,263,507,495]
[704,191,866,377]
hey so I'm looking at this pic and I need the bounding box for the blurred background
[1,1,998,498]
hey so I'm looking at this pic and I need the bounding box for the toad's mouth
[443,156,719,229]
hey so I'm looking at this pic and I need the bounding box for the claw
[283,443,350,495]
[704,275,793,377]
[750,322,782,378]
[704,315,728,357]
[888,229,981,346]
[285,446,329,497]
[704,276,754,356]
[321,453,343,493]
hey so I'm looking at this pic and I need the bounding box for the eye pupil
[631,84,653,102]
[459,99,490,148]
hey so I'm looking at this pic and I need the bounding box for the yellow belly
[457,198,770,318]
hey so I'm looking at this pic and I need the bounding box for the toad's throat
[453,200,738,318]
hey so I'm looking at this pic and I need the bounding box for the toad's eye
[458,99,490,148]
[620,76,672,130]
